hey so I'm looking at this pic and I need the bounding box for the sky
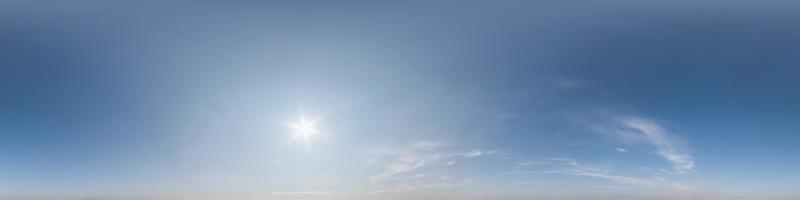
[1,1,800,200]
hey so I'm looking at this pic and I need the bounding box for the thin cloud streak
[621,118,695,173]
[588,114,695,173]
[368,141,497,183]
[546,158,659,186]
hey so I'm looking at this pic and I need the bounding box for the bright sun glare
[287,114,320,147]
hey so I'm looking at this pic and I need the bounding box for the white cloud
[620,118,695,173]
[616,147,628,152]
[462,149,497,158]
[546,158,658,185]
[463,149,484,158]
[368,147,442,182]
[514,160,545,168]
[588,114,695,173]
[407,173,426,180]
[508,157,694,191]
[368,141,497,186]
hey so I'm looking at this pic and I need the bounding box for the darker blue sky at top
[1,0,800,193]
[0,15,168,187]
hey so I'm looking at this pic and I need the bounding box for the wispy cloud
[368,141,496,184]
[507,157,692,191]
[589,115,695,173]
[463,149,484,158]
[367,144,443,182]
[616,147,628,152]
[410,140,440,150]
[556,79,585,88]
[545,158,659,186]
[620,118,695,173]
[463,149,498,158]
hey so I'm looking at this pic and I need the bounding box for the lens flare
[287,113,320,147]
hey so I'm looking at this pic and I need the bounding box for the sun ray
[286,113,322,149]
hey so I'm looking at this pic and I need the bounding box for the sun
[286,113,320,147]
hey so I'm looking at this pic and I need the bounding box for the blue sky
[1,1,799,199]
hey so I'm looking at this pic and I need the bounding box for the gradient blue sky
[1,1,799,200]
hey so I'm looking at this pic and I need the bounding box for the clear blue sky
[1,1,799,199]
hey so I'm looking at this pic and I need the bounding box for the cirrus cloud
[588,114,695,173]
